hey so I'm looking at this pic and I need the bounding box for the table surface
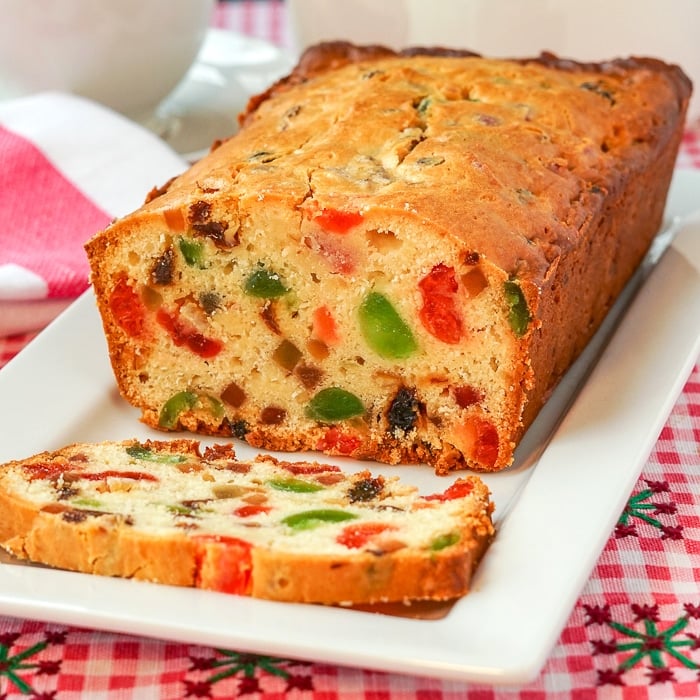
[1,2,700,698]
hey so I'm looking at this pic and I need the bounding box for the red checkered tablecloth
[1,2,700,698]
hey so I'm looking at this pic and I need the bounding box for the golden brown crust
[240,41,692,126]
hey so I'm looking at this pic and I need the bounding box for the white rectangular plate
[1,170,700,685]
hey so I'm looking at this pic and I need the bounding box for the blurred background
[1,0,697,149]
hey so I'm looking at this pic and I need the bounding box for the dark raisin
[188,200,236,247]
[347,476,384,503]
[193,220,230,245]
[199,291,220,315]
[57,486,79,500]
[229,420,249,439]
[464,251,480,265]
[189,200,211,225]
[387,387,420,434]
[151,247,175,285]
[261,406,286,425]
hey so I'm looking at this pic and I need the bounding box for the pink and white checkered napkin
[0,92,187,336]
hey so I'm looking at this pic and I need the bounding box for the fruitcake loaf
[0,439,494,604]
[85,43,691,473]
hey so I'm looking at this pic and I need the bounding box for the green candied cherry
[71,498,103,508]
[125,443,188,463]
[306,387,364,422]
[158,391,224,430]
[504,280,531,337]
[244,264,288,298]
[267,477,324,493]
[282,509,358,531]
[430,531,461,551]
[358,291,417,359]
[159,391,197,429]
[166,503,198,516]
[178,237,206,268]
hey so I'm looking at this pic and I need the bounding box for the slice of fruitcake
[0,439,494,604]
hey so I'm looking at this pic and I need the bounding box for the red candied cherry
[312,306,340,346]
[313,207,363,234]
[337,522,397,549]
[233,504,271,517]
[156,307,222,358]
[109,274,146,338]
[451,416,500,469]
[418,264,464,344]
[193,535,253,595]
[316,427,362,455]
[424,479,474,502]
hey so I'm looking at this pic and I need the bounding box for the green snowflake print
[616,479,683,540]
[0,633,49,695]
[185,649,313,696]
[585,602,700,685]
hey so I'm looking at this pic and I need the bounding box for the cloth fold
[0,92,187,336]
